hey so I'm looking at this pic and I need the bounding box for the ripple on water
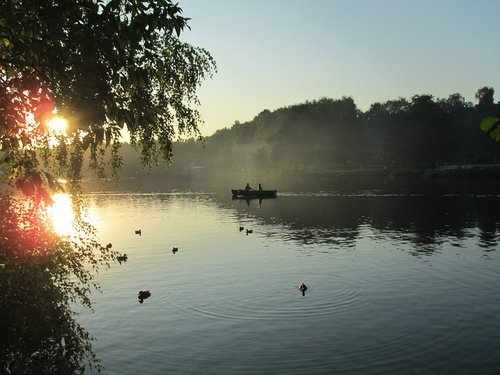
[79,193,500,375]
[164,272,361,322]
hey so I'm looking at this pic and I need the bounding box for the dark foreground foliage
[0,196,118,374]
[1,0,215,373]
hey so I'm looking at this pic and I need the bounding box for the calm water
[77,190,500,374]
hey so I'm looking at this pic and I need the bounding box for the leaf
[105,127,112,147]
[95,128,104,144]
[29,172,43,188]
[82,135,92,151]
[16,179,35,196]
[480,117,500,141]
[37,187,53,205]
[480,116,500,133]
[491,126,500,142]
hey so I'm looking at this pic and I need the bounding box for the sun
[47,116,68,134]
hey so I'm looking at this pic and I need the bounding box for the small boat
[231,189,277,198]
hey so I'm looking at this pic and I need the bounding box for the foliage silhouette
[101,89,500,186]
[0,0,216,373]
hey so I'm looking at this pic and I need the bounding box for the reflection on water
[229,193,500,257]
[47,193,98,238]
[76,192,500,374]
[46,193,75,236]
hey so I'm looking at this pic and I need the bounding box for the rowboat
[231,189,277,198]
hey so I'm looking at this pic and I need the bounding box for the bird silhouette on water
[246,229,253,235]
[135,229,142,236]
[172,247,178,254]
[299,282,308,296]
[117,253,128,263]
[138,290,151,303]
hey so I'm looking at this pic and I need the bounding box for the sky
[179,0,500,136]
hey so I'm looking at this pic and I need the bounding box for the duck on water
[298,282,307,296]
[138,290,151,303]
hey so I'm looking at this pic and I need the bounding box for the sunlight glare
[47,193,74,236]
[47,116,68,134]
[47,193,99,240]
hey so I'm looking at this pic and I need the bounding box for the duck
[135,229,142,235]
[299,282,307,296]
[117,253,128,262]
[239,226,244,232]
[172,247,178,254]
[246,229,253,235]
[138,290,151,303]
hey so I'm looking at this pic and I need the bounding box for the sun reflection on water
[46,193,75,237]
[47,193,98,239]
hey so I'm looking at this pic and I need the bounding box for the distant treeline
[91,86,500,183]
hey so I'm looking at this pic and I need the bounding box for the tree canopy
[116,89,498,184]
[1,0,216,196]
[0,1,216,372]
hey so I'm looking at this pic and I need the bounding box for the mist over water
[77,179,500,374]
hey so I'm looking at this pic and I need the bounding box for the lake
[75,187,500,374]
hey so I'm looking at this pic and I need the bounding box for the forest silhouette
[97,86,500,188]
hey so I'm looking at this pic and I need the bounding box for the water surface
[78,191,500,374]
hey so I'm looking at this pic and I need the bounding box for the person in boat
[245,182,253,190]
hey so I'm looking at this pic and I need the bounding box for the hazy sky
[179,0,500,136]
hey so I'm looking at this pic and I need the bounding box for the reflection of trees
[227,195,500,256]
[477,202,500,250]
[229,196,363,248]
[369,196,500,255]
